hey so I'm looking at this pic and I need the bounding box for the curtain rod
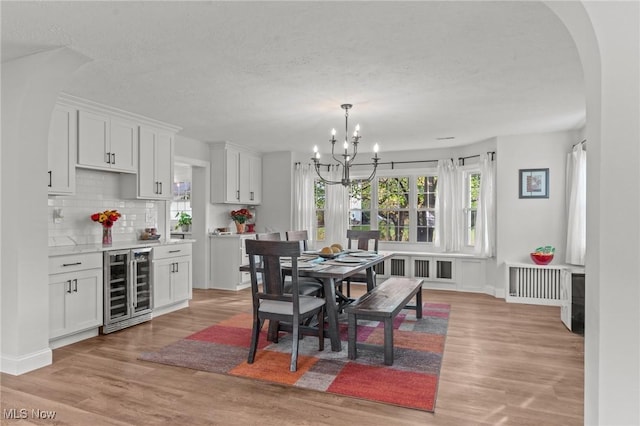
[572,139,587,148]
[304,151,496,170]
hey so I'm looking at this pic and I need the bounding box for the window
[349,179,372,230]
[417,175,437,243]
[377,177,410,242]
[464,171,481,246]
[312,163,486,250]
[314,180,326,241]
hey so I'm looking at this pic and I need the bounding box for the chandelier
[312,104,380,186]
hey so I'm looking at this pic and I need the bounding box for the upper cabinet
[77,110,138,173]
[210,143,262,205]
[121,125,174,200]
[47,103,77,195]
[56,93,182,200]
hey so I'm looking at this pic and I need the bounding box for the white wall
[259,151,294,235]
[1,48,90,374]
[496,131,576,260]
[547,2,640,424]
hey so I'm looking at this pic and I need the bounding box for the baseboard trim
[1,347,52,376]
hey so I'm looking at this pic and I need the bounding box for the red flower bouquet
[230,208,253,224]
[91,209,121,228]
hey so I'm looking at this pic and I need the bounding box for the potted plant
[175,212,192,232]
[230,208,253,234]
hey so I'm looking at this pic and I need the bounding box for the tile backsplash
[48,168,159,246]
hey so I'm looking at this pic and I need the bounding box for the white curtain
[292,163,315,241]
[435,159,462,252]
[325,165,349,247]
[565,144,587,265]
[475,153,496,257]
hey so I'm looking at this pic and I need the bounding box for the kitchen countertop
[49,238,196,257]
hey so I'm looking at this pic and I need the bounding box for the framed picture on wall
[519,168,549,198]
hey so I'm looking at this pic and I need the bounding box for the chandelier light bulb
[311,103,380,186]
[374,143,379,153]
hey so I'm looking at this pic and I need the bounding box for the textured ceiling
[1,1,585,154]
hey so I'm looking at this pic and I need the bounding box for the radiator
[507,265,564,306]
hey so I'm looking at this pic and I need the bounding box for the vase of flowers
[91,209,121,246]
[230,208,253,234]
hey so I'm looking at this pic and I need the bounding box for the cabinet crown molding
[57,92,182,134]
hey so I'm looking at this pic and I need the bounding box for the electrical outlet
[53,208,64,224]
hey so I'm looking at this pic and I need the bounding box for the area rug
[139,302,450,412]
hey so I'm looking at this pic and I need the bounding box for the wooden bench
[345,277,424,365]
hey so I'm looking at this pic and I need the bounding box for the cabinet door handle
[236,190,240,200]
[62,262,82,267]
[175,262,179,273]
[73,279,78,293]
[168,250,181,253]
[106,152,111,164]
[48,171,52,187]
[111,153,116,165]
[250,191,254,201]
[66,280,72,294]
[170,262,175,273]
[159,182,163,194]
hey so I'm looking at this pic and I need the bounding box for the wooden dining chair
[285,230,324,297]
[257,231,322,297]
[285,230,309,251]
[245,239,325,372]
[341,229,380,297]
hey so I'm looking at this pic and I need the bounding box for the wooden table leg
[416,289,423,319]
[348,312,357,360]
[365,267,375,291]
[322,277,342,351]
[383,317,394,365]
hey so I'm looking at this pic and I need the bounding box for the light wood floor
[1,288,584,425]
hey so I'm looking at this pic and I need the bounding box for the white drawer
[153,243,192,260]
[49,252,102,275]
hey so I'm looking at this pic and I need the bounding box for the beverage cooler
[102,248,153,334]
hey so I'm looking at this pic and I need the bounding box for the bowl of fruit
[319,243,343,259]
[531,246,555,265]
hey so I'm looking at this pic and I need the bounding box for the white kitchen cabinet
[48,252,103,348]
[77,110,137,173]
[121,125,174,200]
[47,104,77,195]
[240,152,262,204]
[210,143,262,204]
[209,234,255,290]
[153,243,192,316]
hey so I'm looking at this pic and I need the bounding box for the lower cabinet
[153,243,192,316]
[209,234,256,290]
[48,252,103,348]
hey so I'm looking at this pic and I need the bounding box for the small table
[240,251,393,351]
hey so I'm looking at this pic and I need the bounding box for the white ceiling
[1,1,585,154]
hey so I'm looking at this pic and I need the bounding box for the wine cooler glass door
[132,249,152,314]
[105,250,131,323]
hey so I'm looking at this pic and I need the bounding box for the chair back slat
[256,232,281,241]
[346,229,380,251]
[246,240,303,308]
[285,230,309,251]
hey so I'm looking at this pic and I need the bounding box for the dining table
[240,250,394,352]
